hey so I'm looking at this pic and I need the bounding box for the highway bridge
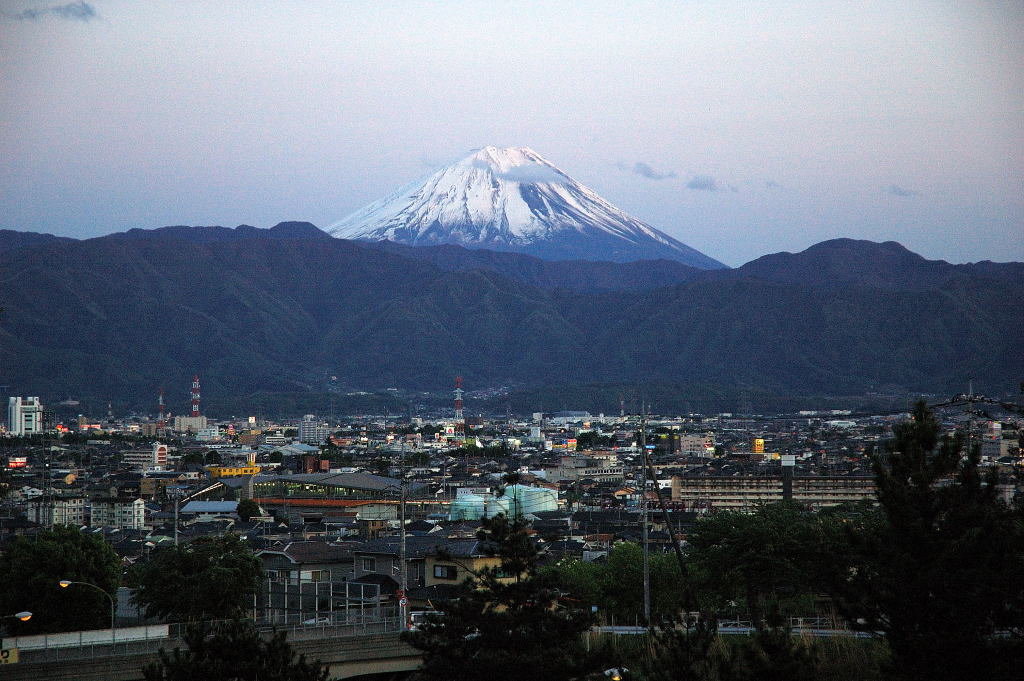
[0,618,421,681]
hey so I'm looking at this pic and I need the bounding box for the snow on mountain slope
[329,147,725,268]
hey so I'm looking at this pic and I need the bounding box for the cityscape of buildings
[2,377,1020,626]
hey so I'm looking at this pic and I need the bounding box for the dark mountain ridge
[103,221,332,243]
[1,226,1019,412]
[720,238,1024,290]
[363,240,704,292]
[0,229,76,254]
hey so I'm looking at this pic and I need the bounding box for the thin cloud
[13,1,96,21]
[686,175,721,192]
[888,184,919,197]
[766,180,781,190]
[615,161,677,180]
[632,162,676,181]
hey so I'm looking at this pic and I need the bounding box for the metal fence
[8,611,404,665]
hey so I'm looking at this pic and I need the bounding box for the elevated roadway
[0,620,420,681]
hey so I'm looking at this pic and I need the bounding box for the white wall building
[195,427,221,442]
[298,415,330,445]
[679,433,716,457]
[173,415,208,434]
[27,496,85,527]
[91,497,147,529]
[122,442,169,472]
[8,396,44,436]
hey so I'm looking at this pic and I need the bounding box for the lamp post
[1,612,32,655]
[58,580,115,645]
[2,613,31,622]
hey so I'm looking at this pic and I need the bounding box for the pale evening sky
[1,1,1021,266]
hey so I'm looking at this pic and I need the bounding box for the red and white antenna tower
[191,375,201,417]
[453,376,465,441]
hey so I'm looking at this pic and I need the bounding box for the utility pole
[640,404,650,627]
[169,486,185,548]
[398,441,409,631]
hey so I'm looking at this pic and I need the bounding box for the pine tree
[143,620,327,681]
[404,513,599,681]
[641,616,725,681]
[829,400,1024,681]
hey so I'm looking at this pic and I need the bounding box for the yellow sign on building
[0,648,19,665]
[753,438,765,454]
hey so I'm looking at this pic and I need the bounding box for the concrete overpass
[0,620,421,681]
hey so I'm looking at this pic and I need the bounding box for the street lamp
[1,612,31,653]
[58,580,116,645]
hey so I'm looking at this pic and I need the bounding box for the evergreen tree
[720,605,822,681]
[133,534,262,622]
[828,400,1024,681]
[405,513,599,681]
[685,502,823,624]
[0,525,121,634]
[641,616,725,681]
[236,498,261,521]
[545,542,687,622]
[142,619,327,681]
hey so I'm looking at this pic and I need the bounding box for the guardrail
[6,624,171,652]
[7,614,404,665]
[592,615,873,639]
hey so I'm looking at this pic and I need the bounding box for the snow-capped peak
[328,147,724,268]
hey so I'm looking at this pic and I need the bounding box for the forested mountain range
[1,224,1020,414]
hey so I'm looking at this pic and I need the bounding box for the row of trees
[0,533,261,635]
[543,501,848,624]
[0,528,319,680]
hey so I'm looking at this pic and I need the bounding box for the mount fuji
[329,146,725,268]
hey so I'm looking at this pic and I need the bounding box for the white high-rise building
[8,396,44,436]
[298,414,330,445]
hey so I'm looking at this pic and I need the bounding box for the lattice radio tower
[191,375,201,416]
[453,376,465,441]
